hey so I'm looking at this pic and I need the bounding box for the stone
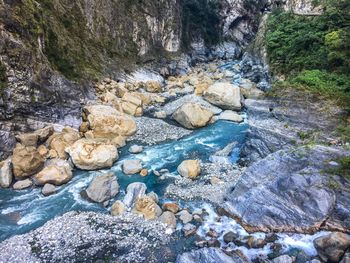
[42,184,56,196]
[224,145,350,233]
[47,129,80,159]
[176,248,246,263]
[111,200,125,216]
[177,160,201,179]
[0,158,12,188]
[83,104,137,140]
[173,103,214,129]
[15,133,38,147]
[37,145,48,158]
[123,182,147,207]
[203,82,241,111]
[140,169,148,177]
[145,80,162,93]
[182,223,196,237]
[122,159,142,175]
[13,179,32,190]
[314,232,350,262]
[67,139,118,170]
[133,196,158,220]
[86,173,119,203]
[147,192,159,203]
[33,159,73,186]
[12,144,44,179]
[273,255,294,263]
[154,111,167,119]
[210,176,224,185]
[247,236,267,248]
[129,145,144,154]
[48,149,58,159]
[341,253,350,263]
[162,202,180,214]
[159,211,177,229]
[34,126,55,143]
[79,122,90,133]
[218,110,243,123]
[223,231,239,244]
[177,210,193,224]
[121,93,143,117]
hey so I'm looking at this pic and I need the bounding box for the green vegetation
[266,0,350,104]
[181,0,223,48]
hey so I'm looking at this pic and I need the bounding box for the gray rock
[273,255,294,263]
[314,232,350,262]
[42,183,56,196]
[13,179,32,190]
[176,248,248,263]
[122,159,142,175]
[159,211,177,229]
[123,182,147,208]
[0,158,12,188]
[128,145,144,154]
[177,210,193,224]
[224,145,350,233]
[182,223,196,237]
[86,173,119,203]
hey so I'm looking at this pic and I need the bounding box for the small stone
[162,202,180,214]
[0,158,12,188]
[129,145,144,154]
[140,169,148,177]
[273,255,294,263]
[247,236,267,249]
[223,231,239,244]
[42,184,56,196]
[210,176,224,185]
[159,169,169,174]
[183,223,196,237]
[13,179,33,190]
[122,159,142,175]
[207,239,220,247]
[177,160,201,179]
[147,192,159,203]
[193,214,203,223]
[206,229,218,238]
[154,111,167,119]
[159,211,177,229]
[111,200,125,216]
[37,145,48,158]
[177,210,193,224]
[153,170,160,176]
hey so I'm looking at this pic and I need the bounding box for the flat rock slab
[224,145,350,233]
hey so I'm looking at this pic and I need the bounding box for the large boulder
[314,233,350,262]
[203,83,241,110]
[173,103,214,129]
[83,105,137,140]
[12,144,44,179]
[223,145,350,233]
[86,173,119,203]
[177,160,201,179]
[33,159,73,186]
[15,133,38,147]
[121,92,143,117]
[47,128,81,159]
[67,139,118,170]
[123,182,147,207]
[0,158,12,188]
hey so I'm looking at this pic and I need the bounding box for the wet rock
[176,248,245,263]
[218,110,243,123]
[129,145,143,154]
[86,173,119,203]
[210,176,224,185]
[122,159,142,175]
[140,169,148,177]
[183,223,196,237]
[123,182,147,207]
[223,231,239,244]
[42,184,56,196]
[203,83,241,111]
[177,210,193,224]
[12,144,44,179]
[273,255,294,263]
[159,211,177,229]
[173,103,214,129]
[13,179,32,190]
[0,158,12,188]
[133,196,159,220]
[67,139,118,170]
[147,192,159,203]
[111,200,125,216]
[177,160,201,179]
[224,145,350,233]
[314,232,350,262]
[47,128,81,159]
[162,202,180,214]
[33,159,73,186]
[247,236,267,249]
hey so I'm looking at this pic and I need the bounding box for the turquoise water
[0,120,247,242]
